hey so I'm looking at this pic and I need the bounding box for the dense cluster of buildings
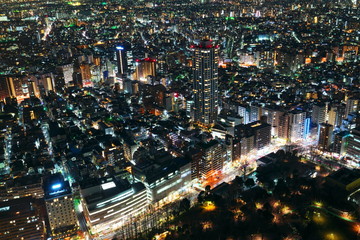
[0,0,359,239]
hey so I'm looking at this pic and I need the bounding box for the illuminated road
[75,198,91,240]
[311,204,358,224]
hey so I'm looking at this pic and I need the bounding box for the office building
[0,197,44,240]
[317,123,333,151]
[191,140,226,180]
[249,105,261,123]
[79,63,92,87]
[0,76,10,101]
[188,149,203,180]
[347,127,360,161]
[312,102,329,125]
[233,121,271,156]
[133,157,191,202]
[247,121,271,150]
[327,105,346,128]
[345,98,359,118]
[333,131,350,156]
[289,110,309,142]
[238,104,250,124]
[43,174,78,238]
[133,58,156,82]
[0,75,36,102]
[192,40,219,126]
[80,177,150,233]
[278,110,309,143]
[35,73,55,94]
[57,64,74,87]
[262,107,284,137]
[4,175,44,201]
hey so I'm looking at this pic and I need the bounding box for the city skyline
[0,0,359,239]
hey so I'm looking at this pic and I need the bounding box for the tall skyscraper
[116,45,128,75]
[192,40,219,126]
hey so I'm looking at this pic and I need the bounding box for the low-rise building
[80,177,150,233]
[133,157,191,202]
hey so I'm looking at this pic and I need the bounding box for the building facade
[192,40,219,126]
[116,45,128,75]
[80,178,150,233]
[43,174,78,238]
[347,127,360,161]
[0,197,44,240]
[317,123,333,151]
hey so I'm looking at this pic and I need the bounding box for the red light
[143,58,156,62]
[174,93,179,98]
[135,59,141,62]
[191,43,215,49]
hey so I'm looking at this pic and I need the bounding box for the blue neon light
[304,118,310,137]
[116,46,124,50]
[51,183,62,190]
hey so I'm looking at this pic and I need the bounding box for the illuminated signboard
[51,183,62,190]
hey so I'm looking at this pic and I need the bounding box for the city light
[313,201,323,208]
[0,1,359,240]
[203,201,216,211]
[51,183,62,190]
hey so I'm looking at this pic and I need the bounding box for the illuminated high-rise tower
[116,45,128,75]
[192,40,219,126]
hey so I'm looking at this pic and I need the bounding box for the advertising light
[52,183,62,190]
